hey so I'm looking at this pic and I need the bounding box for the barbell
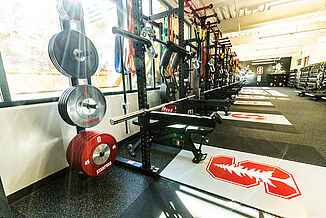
[110,94,196,125]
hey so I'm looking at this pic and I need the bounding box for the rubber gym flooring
[8,87,326,217]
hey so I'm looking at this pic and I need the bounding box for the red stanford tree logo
[257,66,263,74]
[231,113,266,120]
[206,156,301,199]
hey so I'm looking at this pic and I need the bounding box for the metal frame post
[178,0,185,108]
[132,0,152,169]
[205,32,210,91]
[214,41,218,88]
[0,53,11,102]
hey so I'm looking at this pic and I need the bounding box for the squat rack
[115,0,220,173]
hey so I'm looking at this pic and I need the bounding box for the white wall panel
[0,90,160,196]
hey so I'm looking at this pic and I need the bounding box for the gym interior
[1,0,326,217]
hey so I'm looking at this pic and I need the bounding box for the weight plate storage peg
[58,85,106,128]
[160,82,176,103]
[48,30,99,79]
[66,131,118,176]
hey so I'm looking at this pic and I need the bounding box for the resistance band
[126,0,136,74]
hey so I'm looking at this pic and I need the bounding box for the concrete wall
[0,90,160,196]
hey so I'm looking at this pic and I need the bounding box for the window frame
[0,0,190,108]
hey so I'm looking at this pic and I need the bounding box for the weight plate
[161,105,178,113]
[48,30,99,79]
[58,85,106,128]
[160,82,176,103]
[57,0,84,21]
[66,131,118,176]
[58,87,75,125]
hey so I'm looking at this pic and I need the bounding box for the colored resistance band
[126,0,136,74]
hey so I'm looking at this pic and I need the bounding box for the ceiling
[166,0,326,61]
[202,0,326,61]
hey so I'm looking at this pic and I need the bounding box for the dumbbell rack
[307,66,320,90]
[287,70,297,88]
[297,67,310,91]
[304,63,326,100]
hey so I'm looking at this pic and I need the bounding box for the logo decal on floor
[231,113,266,120]
[235,101,259,104]
[206,156,301,199]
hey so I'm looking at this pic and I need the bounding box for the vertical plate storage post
[132,0,151,170]
[58,15,88,134]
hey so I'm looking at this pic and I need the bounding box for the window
[0,0,68,101]
[83,0,122,93]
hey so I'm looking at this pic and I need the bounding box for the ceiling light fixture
[269,0,310,10]
[256,45,303,51]
[260,28,326,39]
[252,58,281,63]
[252,61,276,65]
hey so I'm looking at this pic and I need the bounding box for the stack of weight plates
[58,85,106,128]
[66,131,118,176]
[160,82,176,103]
[48,30,99,79]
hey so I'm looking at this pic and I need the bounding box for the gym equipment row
[0,0,246,215]
[45,0,244,178]
[296,62,326,100]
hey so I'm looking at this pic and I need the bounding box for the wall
[240,57,292,86]
[290,37,326,72]
[0,90,160,196]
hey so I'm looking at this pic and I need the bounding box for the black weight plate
[59,87,76,125]
[63,87,77,125]
[160,82,176,103]
[63,87,76,125]
[48,30,99,79]
[57,0,84,21]
[58,87,71,124]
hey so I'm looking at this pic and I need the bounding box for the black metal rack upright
[128,0,152,170]
[213,41,218,88]
[124,0,187,171]
[204,30,210,91]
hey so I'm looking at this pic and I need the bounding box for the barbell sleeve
[110,109,145,125]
